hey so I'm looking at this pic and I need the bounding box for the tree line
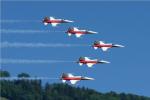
[0,70,150,100]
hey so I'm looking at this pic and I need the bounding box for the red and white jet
[93,41,124,51]
[43,17,74,27]
[61,73,94,84]
[66,27,98,38]
[77,57,110,67]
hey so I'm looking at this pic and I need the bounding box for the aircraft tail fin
[73,27,79,31]
[100,41,105,44]
[50,17,55,20]
[68,73,74,77]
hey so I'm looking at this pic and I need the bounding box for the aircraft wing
[75,34,83,38]
[51,23,59,27]
[101,47,110,51]
[87,63,95,67]
[70,80,79,84]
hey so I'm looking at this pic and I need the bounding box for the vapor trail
[0,42,90,48]
[1,29,64,34]
[0,20,40,23]
[0,77,59,80]
[0,59,75,64]
[2,0,77,1]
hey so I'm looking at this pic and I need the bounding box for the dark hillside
[0,71,150,100]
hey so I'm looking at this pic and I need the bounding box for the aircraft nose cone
[83,77,95,80]
[88,31,98,34]
[100,60,110,64]
[114,44,125,48]
[64,20,74,23]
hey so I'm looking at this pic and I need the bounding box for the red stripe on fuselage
[62,77,81,80]
[68,30,86,34]
[94,44,112,48]
[79,60,97,64]
[44,20,63,23]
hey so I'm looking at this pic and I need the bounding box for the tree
[17,73,30,78]
[1,71,150,100]
[0,71,10,77]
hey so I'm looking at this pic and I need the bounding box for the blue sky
[1,1,150,97]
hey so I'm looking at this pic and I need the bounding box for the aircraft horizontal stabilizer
[44,23,48,25]
[68,33,72,36]
[79,63,83,66]
[62,80,66,83]
[94,47,98,50]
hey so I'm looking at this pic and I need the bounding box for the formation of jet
[77,57,110,67]
[41,16,125,85]
[66,27,98,38]
[93,41,124,51]
[43,17,74,27]
[60,73,94,84]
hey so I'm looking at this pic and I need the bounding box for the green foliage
[0,72,150,100]
[1,80,42,100]
[0,97,9,100]
[17,73,30,78]
[0,71,10,77]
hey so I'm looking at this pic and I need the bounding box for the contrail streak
[1,29,64,34]
[2,0,144,2]
[0,20,40,23]
[0,77,59,80]
[0,59,75,64]
[0,42,90,48]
